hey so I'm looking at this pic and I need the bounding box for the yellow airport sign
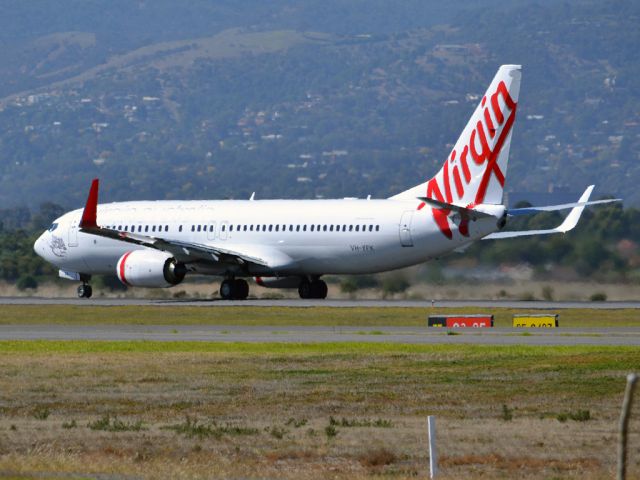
[513,314,559,328]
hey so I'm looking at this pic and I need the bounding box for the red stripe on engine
[118,251,133,286]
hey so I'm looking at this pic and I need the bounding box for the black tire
[298,280,312,299]
[84,285,93,299]
[220,279,235,300]
[233,279,249,300]
[311,280,328,299]
[77,284,86,299]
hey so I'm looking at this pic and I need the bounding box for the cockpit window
[48,223,58,232]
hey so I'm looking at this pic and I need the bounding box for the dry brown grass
[0,345,639,479]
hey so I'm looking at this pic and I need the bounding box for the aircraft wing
[77,179,287,270]
[484,185,620,240]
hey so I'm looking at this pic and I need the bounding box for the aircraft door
[68,221,79,247]
[399,211,414,247]
[207,222,216,241]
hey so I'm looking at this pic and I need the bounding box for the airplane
[33,65,619,300]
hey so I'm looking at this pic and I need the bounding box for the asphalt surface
[1,324,638,346]
[2,297,640,309]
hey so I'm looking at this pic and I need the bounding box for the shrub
[590,292,607,302]
[569,409,591,421]
[340,277,358,294]
[325,424,338,439]
[501,404,513,421]
[33,407,50,420]
[541,285,554,301]
[381,275,409,297]
[89,415,144,432]
[16,275,38,291]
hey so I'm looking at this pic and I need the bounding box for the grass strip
[0,305,639,327]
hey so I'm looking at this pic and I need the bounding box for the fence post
[428,415,438,478]
[617,373,638,480]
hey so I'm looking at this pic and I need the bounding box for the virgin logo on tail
[418,80,518,239]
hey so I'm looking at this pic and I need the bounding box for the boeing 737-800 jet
[33,65,618,299]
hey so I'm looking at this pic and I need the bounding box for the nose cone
[33,232,48,260]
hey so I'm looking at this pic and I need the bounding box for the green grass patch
[0,340,638,361]
[88,415,145,432]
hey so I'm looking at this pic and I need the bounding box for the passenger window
[179,225,183,232]
[250,225,254,232]
[349,225,353,231]
[369,225,373,232]
[355,225,359,232]
[145,226,149,232]
[296,225,300,232]
[329,225,333,232]
[197,225,201,232]
[221,225,226,232]
[230,225,234,232]
[165,226,169,232]
[322,225,327,232]
[310,225,315,232]
[269,225,273,232]
[376,225,380,232]
[275,225,279,232]
[191,225,194,232]
[289,225,293,232]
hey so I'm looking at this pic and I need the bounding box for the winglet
[556,185,594,233]
[79,178,99,229]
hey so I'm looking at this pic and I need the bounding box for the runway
[1,324,638,346]
[2,297,640,309]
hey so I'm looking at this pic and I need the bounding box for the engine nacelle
[117,250,186,288]
[254,276,302,289]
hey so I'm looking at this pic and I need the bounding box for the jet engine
[254,276,302,289]
[116,250,186,288]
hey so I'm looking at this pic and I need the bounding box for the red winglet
[79,178,99,228]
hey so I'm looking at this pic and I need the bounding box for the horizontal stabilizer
[484,185,619,240]
[507,190,620,216]
[417,197,492,221]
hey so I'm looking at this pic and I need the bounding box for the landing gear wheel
[311,280,328,299]
[298,279,327,299]
[77,284,92,299]
[220,279,235,300]
[233,279,249,300]
[298,280,312,299]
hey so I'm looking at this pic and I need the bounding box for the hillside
[0,0,638,208]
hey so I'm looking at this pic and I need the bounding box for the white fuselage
[34,198,503,278]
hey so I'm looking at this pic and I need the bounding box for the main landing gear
[77,283,93,299]
[298,279,328,299]
[219,278,249,300]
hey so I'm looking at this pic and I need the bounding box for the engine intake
[117,250,186,288]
